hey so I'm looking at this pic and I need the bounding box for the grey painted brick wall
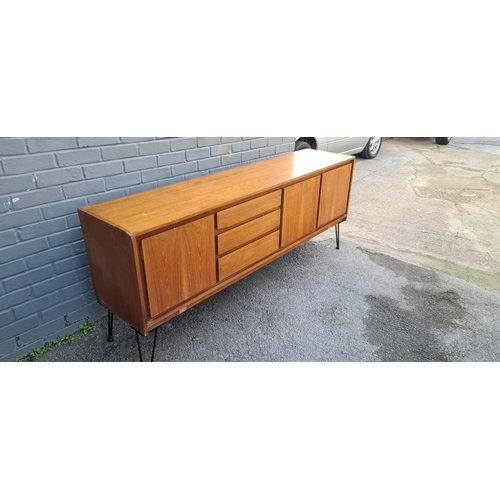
[0,137,295,361]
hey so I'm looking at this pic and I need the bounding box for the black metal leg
[134,329,144,362]
[150,328,159,362]
[107,310,114,342]
[335,223,340,250]
[134,328,159,362]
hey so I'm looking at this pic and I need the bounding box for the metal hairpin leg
[107,310,114,342]
[335,223,340,250]
[134,328,159,362]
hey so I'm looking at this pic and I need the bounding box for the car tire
[435,137,452,145]
[359,137,382,159]
[295,140,312,151]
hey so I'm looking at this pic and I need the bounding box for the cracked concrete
[318,137,500,294]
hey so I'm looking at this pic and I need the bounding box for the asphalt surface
[36,137,500,362]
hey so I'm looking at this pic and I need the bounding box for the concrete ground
[37,137,500,362]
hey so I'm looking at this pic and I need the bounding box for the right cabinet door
[317,162,353,227]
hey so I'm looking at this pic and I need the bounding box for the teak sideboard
[78,149,355,359]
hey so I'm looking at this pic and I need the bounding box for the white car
[295,137,382,159]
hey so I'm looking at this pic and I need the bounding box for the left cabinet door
[142,215,216,317]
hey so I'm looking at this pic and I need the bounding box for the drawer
[217,209,280,256]
[218,230,280,281]
[217,190,281,230]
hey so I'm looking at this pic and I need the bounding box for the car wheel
[359,137,382,159]
[435,137,452,145]
[295,140,312,151]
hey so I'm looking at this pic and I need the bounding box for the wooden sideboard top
[78,149,353,236]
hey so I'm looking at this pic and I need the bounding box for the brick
[170,137,196,151]
[120,137,155,143]
[0,173,36,195]
[124,156,157,172]
[0,314,38,342]
[0,229,17,247]
[0,338,17,361]
[197,137,220,147]
[250,138,267,149]
[2,153,57,174]
[0,259,27,280]
[67,302,105,324]
[198,157,221,171]
[101,143,138,161]
[0,206,42,231]
[186,147,210,161]
[126,182,156,195]
[139,140,171,156]
[62,178,105,199]
[171,161,197,177]
[231,141,251,153]
[283,137,295,143]
[2,287,33,310]
[42,197,86,219]
[54,254,88,274]
[156,178,179,188]
[241,150,260,163]
[35,167,84,188]
[48,227,82,247]
[72,240,86,254]
[61,279,92,300]
[26,138,77,153]
[83,161,123,179]
[0,238,49,265]
[211,144,232,156]
[10,186,62,210]
[0,138,27,156]
[15,321,64,348]
[32,270,78,298]
[77,138,120,147]
[56,148,101,167]
[260,146,276,158]
[4,265,53,293]
[26,243,74,269]
[221,137,241,143]
[185,172,208,181]
[0,310,12,328]
[86,189,126,205]
[221,153,242,166]
[77,265,91,280]
[157,151,185,167]
[276,143,292,154]
[66,213,80,228]
[141,166,172,183]
[267,137,284,146]
[13,291,61,319]
[0,196,11,213]
[41,295,87,323]
[208,165,232,174]
[17,217,68,241]
[105,172,141,190]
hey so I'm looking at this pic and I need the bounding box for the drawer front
[217,190,281,230]
[218,230,280,281]
[217,209,281,256]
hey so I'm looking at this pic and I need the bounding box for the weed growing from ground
[15,319,98,362]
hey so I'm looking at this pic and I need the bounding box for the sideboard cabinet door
[281,176,321,247]
[317,163,353,227]
[141,215,216,317]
